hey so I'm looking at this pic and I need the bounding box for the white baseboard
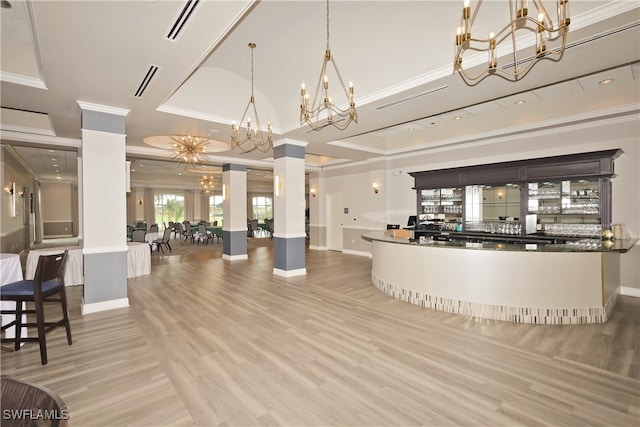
[620,286,640,298]
[81,297,129,314]
[273,268,307,277]
[308,245,327,251]
[222,254,248,261]
[343,249,372,258]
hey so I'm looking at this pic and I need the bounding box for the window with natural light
[209,195,223,225]
[252,196,272,221]
[154,193,185,228]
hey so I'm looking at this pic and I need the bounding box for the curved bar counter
[362,231,637,324]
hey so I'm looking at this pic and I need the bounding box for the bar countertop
[361,231,638,253]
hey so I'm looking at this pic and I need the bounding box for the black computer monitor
[407,215,417,227]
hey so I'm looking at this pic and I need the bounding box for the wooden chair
[0,252,72,365]
[1,376,69,426]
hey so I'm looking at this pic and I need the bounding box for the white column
[222,164,247,260]
[273,139,308,277]
[77,101,130,314]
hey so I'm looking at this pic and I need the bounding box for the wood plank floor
[2,240,639,426]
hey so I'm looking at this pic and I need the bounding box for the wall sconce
[310,188,316,198]
[372,182,379,194]
[6,182,16,217]
[275,175,282,197]
[137,198,143,205]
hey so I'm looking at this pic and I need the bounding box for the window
[154,193,184,227]
[209,195,223,225]
[252,196,272,221]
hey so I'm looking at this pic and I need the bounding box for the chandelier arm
[469,0,482,31]
[309,58,330,112]
[532,0,553,24]
[330,57,352,101]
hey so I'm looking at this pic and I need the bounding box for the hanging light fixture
[231,42,272,153]
[171,135,210,167]
[300,0,357,131]
[200,175,216,194]
[454,0,570,83]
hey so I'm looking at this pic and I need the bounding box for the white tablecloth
[127,242,151,278]
[26,246,83,286]
[1,253,26,339]
[26,244,151,285]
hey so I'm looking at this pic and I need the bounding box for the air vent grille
[134,65,159,98]
[166,0,200,41]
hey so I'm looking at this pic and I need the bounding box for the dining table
[26,246,84,286]
[26,243,151,286]
[0,253,27,340]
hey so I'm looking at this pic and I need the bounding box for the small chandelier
[454,0,570,83]
[171,135,210,167]
[231,42,272,153]
[200,175,215,194]
[300,0,357,131]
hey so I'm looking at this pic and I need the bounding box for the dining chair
[153,228,173,254]
[149,223,159,233]
[131,229,146,243]
[0,251,72,365]
[181,221,194,244]
[196,223,213,245]
[1,377,69,426]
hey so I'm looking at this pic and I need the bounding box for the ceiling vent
[375,85,448,110]
[503,21,640,72]
[166,0,200,41]
[134,65,159,98]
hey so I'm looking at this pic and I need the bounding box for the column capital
[77,101,130,116]
[273,138,308,149]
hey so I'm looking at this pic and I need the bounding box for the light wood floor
[2,240,639,426]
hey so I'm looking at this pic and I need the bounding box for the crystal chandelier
[454,0,570,83]
[200,175,215,194]
[171,135,210,167]
[231,43,272,153]
[300,0,357,131]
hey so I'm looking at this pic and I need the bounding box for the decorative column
[77,101,129,314]
[222,164,248,260]
[273,139,308,277]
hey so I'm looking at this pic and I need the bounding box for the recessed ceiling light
[408,128,415,132]
[453,116,463,121]
[52,164,59,167]
[515,100,526,105]
[599,78,614,85]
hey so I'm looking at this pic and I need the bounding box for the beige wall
[0,145,34,253]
